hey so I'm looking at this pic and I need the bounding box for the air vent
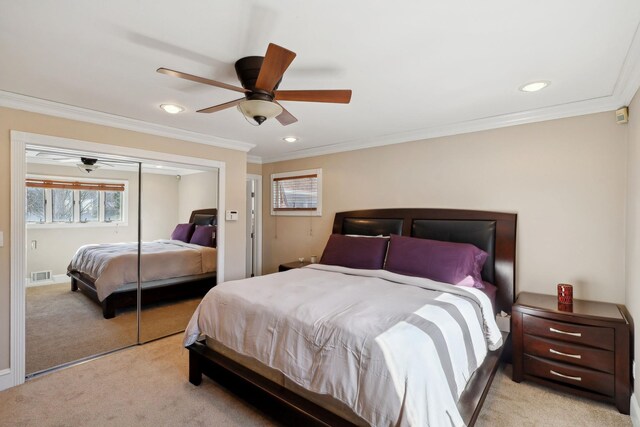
[30,270,52,282]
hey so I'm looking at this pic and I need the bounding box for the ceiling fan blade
[275,89,352,104]
[197,98,245,114]
[35,152,72,160]
[255,43,296,92]
[157,68,247,94]
[275,102,298,126]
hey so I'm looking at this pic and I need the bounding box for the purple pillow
[190,225,216,247]
[171,223,195,243]
[320,234,389,270]
[384,234,488,288]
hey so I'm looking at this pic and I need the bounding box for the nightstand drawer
[522,313,614,350]
[523,334,614,373]
[524,354,615,397]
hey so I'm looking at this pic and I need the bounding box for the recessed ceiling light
[283,137,298,143]
[519,81,550,92]
[159,104,184,114]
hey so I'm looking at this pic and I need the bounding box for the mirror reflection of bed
[68,208,217,335]
[24,148,220,375]
[140,207,218,342]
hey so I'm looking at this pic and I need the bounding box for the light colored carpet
[1,334,631,426]
[26,283,200,374]
[476,364,631,427]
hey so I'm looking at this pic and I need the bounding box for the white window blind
[26,178,125,192]
[271,169,322,216]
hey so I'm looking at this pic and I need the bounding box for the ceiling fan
[157,43,352,126]
[34,153,133,173]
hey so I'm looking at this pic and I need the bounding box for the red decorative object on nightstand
[557,283,573,305]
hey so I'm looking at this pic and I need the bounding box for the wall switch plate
[0,231,3,247]
[225,210,239,221]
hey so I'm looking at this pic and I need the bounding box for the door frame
[9,130,226,389]
[246,174,263,277]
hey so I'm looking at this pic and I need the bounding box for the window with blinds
[271,169,322,216]
[25,175,127,225]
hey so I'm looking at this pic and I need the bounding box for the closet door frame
[9,130,226,388]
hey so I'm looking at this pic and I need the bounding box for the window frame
[103,190,123,223]
[270,168,322,217]
[26,187,46,223]
[26,174,128,228]
[78,189,100,223]
[50,188,75,223]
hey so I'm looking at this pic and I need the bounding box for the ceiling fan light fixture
[159,103,184,114]
[237,99,283,125]
[77,163,100,173]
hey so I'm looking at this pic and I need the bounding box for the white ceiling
[2,1,639,163]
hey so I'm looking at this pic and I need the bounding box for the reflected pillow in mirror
[171,223,195,243]
[190,225,216,247]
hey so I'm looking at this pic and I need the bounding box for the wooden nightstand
[512,292,632,414]
[278,261,312,272]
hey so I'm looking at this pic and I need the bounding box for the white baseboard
[25,274,70,288]
[0,368,13,391]
[631,393,640,427]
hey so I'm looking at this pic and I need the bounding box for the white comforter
[184,264,501,427]
[68,239,217,301]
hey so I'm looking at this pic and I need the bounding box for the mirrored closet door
[139,164,219,342]
[24,147,221,376]
[25,148,140,376]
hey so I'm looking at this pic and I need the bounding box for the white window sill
[27,222,128,229]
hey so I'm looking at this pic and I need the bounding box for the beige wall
[141,173,180,241]
[177,170,218,223]
[262,112,628,307]
[625,90,640,408]
[247,162,262,176]
[0,107,248,370]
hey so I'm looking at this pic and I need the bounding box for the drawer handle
[550,370,582,382]
[549,327,582,337]
[549,348,582,359]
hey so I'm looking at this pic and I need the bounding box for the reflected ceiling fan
[34,153,132,173]
[157,43,352,126]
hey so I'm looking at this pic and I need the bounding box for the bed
[67,208,218,319]
[185,208,517,426]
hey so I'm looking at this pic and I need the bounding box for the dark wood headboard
[189,208,217,225]
[332,208,517,314]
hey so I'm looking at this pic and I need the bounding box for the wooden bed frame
[188,208,517,426]
[69,208,218,319]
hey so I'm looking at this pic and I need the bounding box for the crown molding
[4,87,628,166]
[247,155,263,164]
[0,91,255,153]
[614,21,640,106]
[260,94,621,164]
